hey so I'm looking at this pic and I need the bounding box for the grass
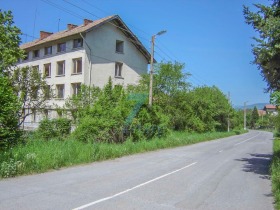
[272,138,280,210]
[0,130,246,178]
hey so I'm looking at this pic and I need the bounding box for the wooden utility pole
[227,92,230,132]
[148,35,155,107]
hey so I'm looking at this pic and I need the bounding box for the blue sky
[2,0,271,106]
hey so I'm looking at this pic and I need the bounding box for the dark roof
[20,15,151,63]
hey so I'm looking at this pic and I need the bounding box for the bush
[128,105,169,141]
[37,118,71,140]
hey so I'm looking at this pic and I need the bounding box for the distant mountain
[234,103,268,110]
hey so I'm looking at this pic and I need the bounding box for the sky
[2,0,272,106]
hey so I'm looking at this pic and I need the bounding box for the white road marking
[234,133,260,146]
[72,162,197,210]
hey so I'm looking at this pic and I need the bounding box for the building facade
[17,15,151,129]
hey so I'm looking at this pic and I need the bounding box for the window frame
[72,58,82,74]
[115,62,123,78]
[116,40,124,53]
[73,38,83,48]
[57,42,66,53]
[44,46,52,55]
[56,61,65,76]
[33,50,40,58]
[71,83,81,96]
[44,63,51,78]
[56,84,65,99]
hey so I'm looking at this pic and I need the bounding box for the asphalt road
[0,130,274,210]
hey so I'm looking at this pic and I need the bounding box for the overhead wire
[39,0,207,86]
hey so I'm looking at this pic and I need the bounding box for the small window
[73,38,83,48]
[71,83,81,96]
[115,62,123,77]
[72,58,82,74]
[56,84,64,99]
[44,109,48,118]
[44,46,52,55]
[57,42,66,52]
[32,109,36,122]
[57,61,65,76]
[116,40,124,53]
[44,63,51,77]
[32,65,39,71]
[33,50,40,58]
[23,52,29,61]
[44,85,51,100]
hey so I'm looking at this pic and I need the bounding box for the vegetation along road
[0,130,273,210]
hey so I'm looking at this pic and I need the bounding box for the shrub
[37,118,71,140]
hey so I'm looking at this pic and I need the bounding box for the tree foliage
[250,106,259,129]
[244,1,280,91]
[0,77,20,147]
[0,10,23,75]
[11,66,51,126]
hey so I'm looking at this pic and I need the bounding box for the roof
[20,15,151,63]
[264,104,276,109]
[258,110,266,116]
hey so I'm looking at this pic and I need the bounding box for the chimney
[67,24,78,30]
[84,19,93,26]
[40,31,53,39]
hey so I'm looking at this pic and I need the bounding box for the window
[44,46,52,55]
[57,42,66,52]
[23,52,29,61]
[33,50,40,58]
[71,83,81,96]
[56,84,64,99]
[115,62,123,77]
[32,65,39,71]
[116,40,124,53]
[57,61,65,76]
[44,109,48,118]
[72,58,82,74]
[44,63,51,77]
[32,109,36,123]
[44,85,51,99]
[73,38,83,48]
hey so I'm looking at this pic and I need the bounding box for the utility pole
[148,35,155,107]
[148,30,167,107]
[244,101,248,130]
[227,92,230,132]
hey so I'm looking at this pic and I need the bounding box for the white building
[17,15,151,129]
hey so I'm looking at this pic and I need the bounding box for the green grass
[0,130,246,178]
[272,138,280,210]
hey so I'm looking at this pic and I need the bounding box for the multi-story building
[17,15,151,129]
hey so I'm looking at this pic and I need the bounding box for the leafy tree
[250,106,259,129]
[186,86,232,132]
[137,61,191,130]
[11,66,51,126]
[0,10,24,75]
[244,1,280,91]
[0,10,23,147]
[0,77,20,147]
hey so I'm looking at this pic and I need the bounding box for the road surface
[0,130,274,210]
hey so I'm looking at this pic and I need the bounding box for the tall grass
[0,130,245,178]
[272,138,280,210]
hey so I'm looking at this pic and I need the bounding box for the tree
[250,106,259,129]
[0,10,24,75]
[10,66,51,127]
[0,10,23,147]
[244,1,280,91]
[0,77,20,147]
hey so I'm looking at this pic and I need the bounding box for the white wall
[85,23,148,88]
